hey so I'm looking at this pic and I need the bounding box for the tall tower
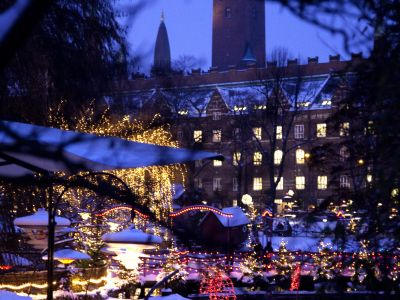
[152,11,171,75]
[212,0,266,70]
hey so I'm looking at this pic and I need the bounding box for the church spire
[152,10,171,75]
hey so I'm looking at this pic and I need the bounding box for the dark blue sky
[119,0,372,73]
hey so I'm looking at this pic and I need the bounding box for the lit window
[178,110,188,115]
[253,177,262,191]
[194,178,203,188]
[253,127,262,140]
[340,122,350,136]
[274,150,283,165]
[225,7,232,18]
[233,178,238,192]
[317,176,328,190]
[253,152,262,166]
[276,126,282,140]
[213,178,222,191]
[296,176,305,190]
[316,123,327,137]
[232,199,238,206]
[212,129,222,142]
[294,124,304,139]
[232,152,241,166]
[366,174,373,183]
[296,149,305,164]
[193,130,202,142]
[275,177,284,190]
[339,146,350,162]
[365,120,375,135]
[321,99,332,106]
[213,159,222,167]
[212,111,222,120]
[233,105,247,111]
[340,175,350,188]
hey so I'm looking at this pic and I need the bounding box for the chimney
[308,56,319,64]
[329,54,340,62]
[209,66,219,73]
[351,52,363,60]
[191,68,201,74]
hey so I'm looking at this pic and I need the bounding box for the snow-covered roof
[1,253,32,266]
[102,228,162,244]
[149,294,189,300]
[117,75,336,118]
[0,290,32,300]
[13,209,70,227]
[42,249,90,261]
[213,206,250,228]
[218,86,266,109]
[161,89,214,117]
[0,120,223,177]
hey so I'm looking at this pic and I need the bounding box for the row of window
[201,146,352,168]
[193,122,350,143]
[201,175,352,192]
[230,149,307,166]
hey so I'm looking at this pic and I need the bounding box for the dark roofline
[114,55,367,93]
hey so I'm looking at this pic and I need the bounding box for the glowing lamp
[13,209,71,250]
[241,194,253,206]
[43,249,90,265]
[58,259,75,265]
[102,228,162,270]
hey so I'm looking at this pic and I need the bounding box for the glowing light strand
[170,205,233,218]
[95,205,149,219]
[261,208,273,217]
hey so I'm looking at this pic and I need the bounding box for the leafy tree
[0,0,128,123]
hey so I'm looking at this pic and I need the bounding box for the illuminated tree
[312,241,337,281]
[274,241,294,278]
[49,102,186,221]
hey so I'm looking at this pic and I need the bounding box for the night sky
[118,0,372,73]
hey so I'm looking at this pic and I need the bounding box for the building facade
[111,3,365,213]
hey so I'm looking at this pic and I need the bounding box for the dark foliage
[0,0,128,123]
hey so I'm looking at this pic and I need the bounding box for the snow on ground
[258,232,359,252]
[149,294,189,299]
[0,290,32,300]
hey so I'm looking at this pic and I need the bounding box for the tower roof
[153,12,171,74]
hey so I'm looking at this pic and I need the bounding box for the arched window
[274,150,283,165]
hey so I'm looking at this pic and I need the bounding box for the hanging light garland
[48,101,186,221]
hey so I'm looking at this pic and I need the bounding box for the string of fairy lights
[49,101,186,221]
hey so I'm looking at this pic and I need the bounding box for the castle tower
[152,11,171,75]
[212,0,266,70]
